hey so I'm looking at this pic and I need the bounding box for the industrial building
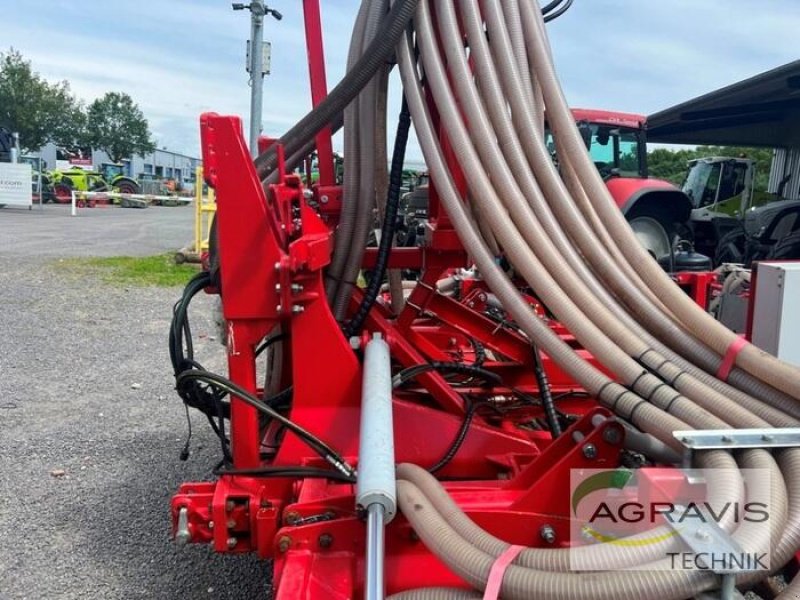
[33,142,202,191]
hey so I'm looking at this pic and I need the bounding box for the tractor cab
[574,118,647,179]
[682,157,754,217]
[100,163,126,182]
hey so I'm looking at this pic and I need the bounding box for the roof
[647,61,800,148]
[571,108,646,130]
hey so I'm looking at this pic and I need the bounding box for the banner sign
[0,163,32,207]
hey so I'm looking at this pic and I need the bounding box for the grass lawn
[58,253,200,287]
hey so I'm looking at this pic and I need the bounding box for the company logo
[569,468,772,572]
[0,179,23,187]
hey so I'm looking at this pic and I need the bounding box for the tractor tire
[115,179,140,195]
[53,181,73,204]
[767,229,800,261]
[714,229,747,266]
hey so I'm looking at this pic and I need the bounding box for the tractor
[398,109,699,269]
[680,156,800,265]
[564,109,698,268]
[48,162,140,204]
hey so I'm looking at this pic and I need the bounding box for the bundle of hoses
[250,0,800,597]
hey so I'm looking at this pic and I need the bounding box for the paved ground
[0,205,270,599]
[0,203,196,257]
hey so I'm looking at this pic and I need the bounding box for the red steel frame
[170,3,717,597]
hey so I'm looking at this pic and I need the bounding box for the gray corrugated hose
[267,0,800,596]
[388,0,800,596]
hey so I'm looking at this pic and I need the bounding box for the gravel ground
[0,206,271,599]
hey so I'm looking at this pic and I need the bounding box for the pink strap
[483,545,524,600]
[717,336,747,381]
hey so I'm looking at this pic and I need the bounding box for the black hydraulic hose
[344,96,412,337]
[531,344,562,437]
[393,362,503,388]
[539,0,566,13]
[176,369,355,477]
[253,0,420,183]
[542,0,574,22]
[428,399,479,474]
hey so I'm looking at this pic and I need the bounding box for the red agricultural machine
[167,2,800,599]
[566,109,695,266]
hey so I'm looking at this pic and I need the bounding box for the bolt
[227,518,236,529]
[284,511,300,526]
[227,537,237,549]
[292,305,305,314]
[602,427,622,445]
[540,524,556,544]
[318,533,334,549]
[208,520,214,530]
[225,500,236,512]
[275,283,281,292]
[276,304,283,312]
[260,500,272,508]
[320,195,329,204]
[349,336,361,350]
[278,535,292,553]
[582,443,598,460]
[721,435,733,443]
[762,434,774,442]
[478,293,487,302]
[274,262,281,271]
[291,283,304,293]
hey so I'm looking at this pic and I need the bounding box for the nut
[278,535,292,553]
[540,525,556,544]
[318,533,333,549]
[582,443,598,460]
[602,427,622,445]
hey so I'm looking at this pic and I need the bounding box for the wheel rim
[628,216,672,260]
[54,185,72,204]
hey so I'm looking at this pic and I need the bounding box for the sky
[3,0,799,162]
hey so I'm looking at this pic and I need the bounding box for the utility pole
[232,2,282,158]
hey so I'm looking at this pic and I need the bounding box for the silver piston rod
[357,333,396,600]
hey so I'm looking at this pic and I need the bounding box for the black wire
[427,400,506,474]
[344,96,412,337]
[393,361,502,388]
[255,332,288,358]
[543,0,574,22]
[176,370,354,477]
[213,465,356,484]
[540,0,565,13]
[428,400,480,474]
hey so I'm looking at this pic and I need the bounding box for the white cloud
[4,0,799,162]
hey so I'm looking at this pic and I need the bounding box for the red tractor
[558,109,695,267]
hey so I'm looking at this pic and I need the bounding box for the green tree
[86,92,155,163]
[0,48,84,152]
[647,145,776,192]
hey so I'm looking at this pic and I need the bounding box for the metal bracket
[667,506,749,600]
[674,427,800,467]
